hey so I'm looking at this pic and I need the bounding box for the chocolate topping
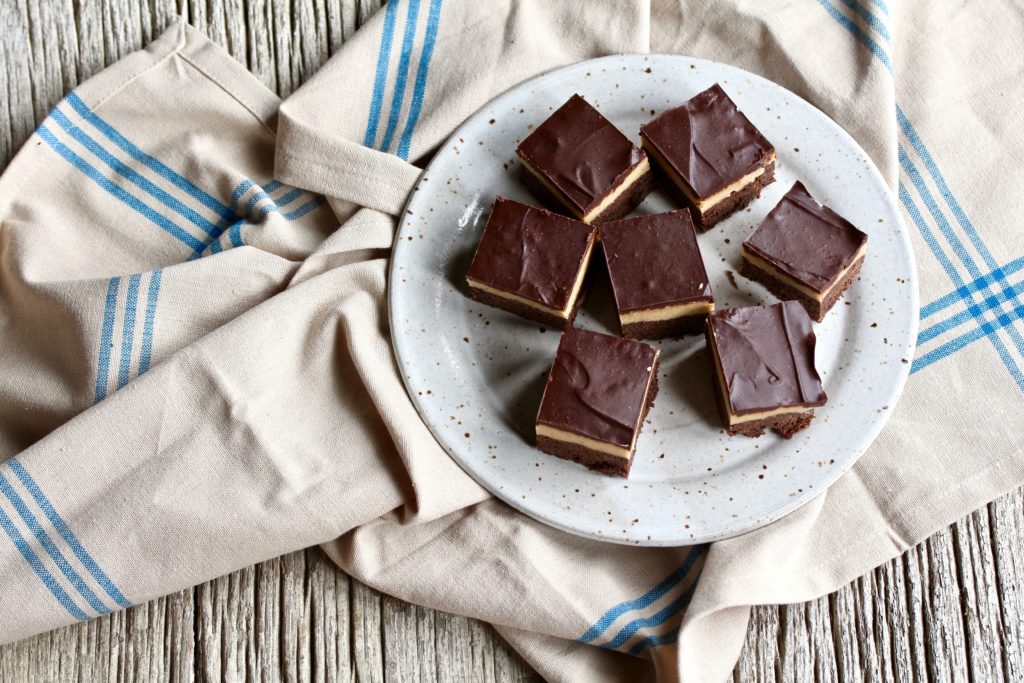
[743,181,868,292]
[707,301,827,415]
[466,197,595,309]
[517,95,645,214]
[536,327,659,448]
[600,209,713,312]
[640,83,774,199]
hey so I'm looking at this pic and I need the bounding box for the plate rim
[388,53,920,546]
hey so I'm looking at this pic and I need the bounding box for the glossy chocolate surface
[707,301,827,415]
[466,197,595,309]
[640,83,773,198]
[536,327,658,448]
[517,94,645,214]
[600,209,712,312]
[744,181,868,293]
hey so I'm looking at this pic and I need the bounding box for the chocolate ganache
[743,181,868,293]
[640,83,773,199]
[600,209,712,312]
[466,197,595,309]
[517,95,645,214]
[708,301,827,415]
[536,327,659,448]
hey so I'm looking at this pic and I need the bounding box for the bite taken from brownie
[600,209,714,339]
[466,197,596,328]
[535,327,660,477]
[740,181,868,322]
[516,94,655,224]
[705,301,827,438]
[640,83,775,231]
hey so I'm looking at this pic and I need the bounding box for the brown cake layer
[468,285,583,329]
[707,360,816,438]
[651,160,775,231]
[726,410,815,439]
[536,435,631,476]
[621,313,707,339]
[740,254,865,322]
[535,369,660,477]
[518,163,655,224]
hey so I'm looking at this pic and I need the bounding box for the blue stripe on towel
[396,0,443,160]
[838,0,891,45]
[0,503,87,620]
[284,196,327,220]
[603,572,701,651]
[116,273,142,390]
[364,0,401,147]
[921,258,1024,320]
[8,460,132,609]
[65,92,236,223]
[577,545,706,644]
[231,179,254,204]
[625,571,703,655]
[228,220,245,248]
[275,187,305,207]
[819,0,1024,388]
[37,125,204,252]
[0,474,110,615]
[379,0,423,153]
[49,108,221,238]
[138,270,163,375]
[94,277,120,403]
[815,0,893,72]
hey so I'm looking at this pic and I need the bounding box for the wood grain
[0,1,1020,681]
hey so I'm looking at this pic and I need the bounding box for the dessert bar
[535,327,660,477]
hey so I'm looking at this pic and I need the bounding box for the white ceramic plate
[389,55,918,546]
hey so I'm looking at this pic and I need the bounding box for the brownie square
[466,197,596,328]
[640,83,776,230]
[600,209,714,339]
[741,181,868,322]
[705,301,827,438]
[535,327,660,477]
[517,94,655,224]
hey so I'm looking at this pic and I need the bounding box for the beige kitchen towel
[0,2,1022,683]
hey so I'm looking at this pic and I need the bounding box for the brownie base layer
[739,254,865,322]
[535,361,660,478]
[620,311,709,339]
[517,163,655,224]
[589,166,656,223]
[469,286,584,329]
[726,410,815,439]
[651,160,775,232]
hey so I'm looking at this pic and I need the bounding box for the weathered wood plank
[989,491,1024,681]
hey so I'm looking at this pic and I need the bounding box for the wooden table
[1,1,1021,680]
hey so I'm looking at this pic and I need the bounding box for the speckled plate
[388,55,918,546]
